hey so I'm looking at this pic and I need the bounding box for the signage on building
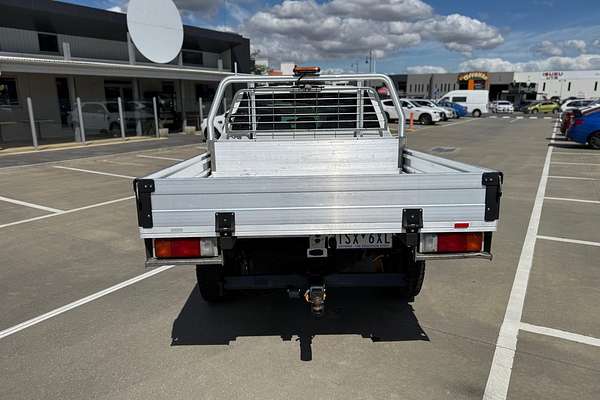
[542,71,564,80]
[458,71,488,81]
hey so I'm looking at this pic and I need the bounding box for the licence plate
[336,234,392,249]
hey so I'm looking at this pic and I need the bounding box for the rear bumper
[145,255,223,268]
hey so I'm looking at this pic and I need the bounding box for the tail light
[420,233,483,253]
[574,118,584,126]
[154,238,218,258]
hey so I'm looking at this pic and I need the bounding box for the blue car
[567,108,600,149]
[437,100,468,118]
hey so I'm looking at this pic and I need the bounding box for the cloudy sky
[62,0,600,73]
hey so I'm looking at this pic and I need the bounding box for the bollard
[117,97,126,139]
[26,97,38,148]
[153,97,160,138]
[409,112,414,131]
[76,97,86,143]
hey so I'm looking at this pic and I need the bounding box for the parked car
[490,100,514,113]
[525,101,559,114]
[566,108,600,148]
[436,100,467,118]
[439,90,488,117]
[411,99,454,120]
[561,103,600,134]
[387,99,442,125]
[68,101,154,135]
[560,99,595,112]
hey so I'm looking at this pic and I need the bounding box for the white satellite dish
[127,0,184,64]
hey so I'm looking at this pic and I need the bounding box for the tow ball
[304,286,326,316]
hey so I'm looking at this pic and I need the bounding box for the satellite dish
[127,0,184,64]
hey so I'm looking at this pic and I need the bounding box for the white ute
[134,68,503,314]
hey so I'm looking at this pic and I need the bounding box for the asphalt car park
[0,117,598,399]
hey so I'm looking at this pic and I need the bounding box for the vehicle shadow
[171,285,429,361]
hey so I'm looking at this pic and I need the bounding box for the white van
[440,90,489,117]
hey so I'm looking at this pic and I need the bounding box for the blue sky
[62,0,600,73]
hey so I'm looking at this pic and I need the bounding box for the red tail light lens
[574,118,584,126]
[437,233,483,253]
[155,238,201,258]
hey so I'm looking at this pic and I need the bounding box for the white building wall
[514,70,600,99]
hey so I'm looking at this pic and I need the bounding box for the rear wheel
[472,109,482,118]
[109,123,120,137]
[196,265,225,302]
[384,249,426,300]
[589,132,600,149]
[441,113,448,121]
[531,109,538,114]
[419,113,433,125]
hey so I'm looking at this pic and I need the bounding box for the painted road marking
[516,116,524,119]
[53,166,135,179]
[549,175,600,181]
[482,127,555,400]
[137,154,184,161]
[537,235,600,248]
[545,196,600,205]
[436,119,477,128]
[553,152,600,156]
[520,323,600,348]
[0,195,63,213]
[551,161,600,166]
[0,265,175,340]
[502,116,510,119]
[0,196,134,229]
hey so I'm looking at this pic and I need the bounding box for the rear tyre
[531,109,538,114]
[588,132,600,149]
[196,265,225,302]
[441,113,448,121]
[419,113,433,125]
[472,109,482,118]
[400,259,426,300]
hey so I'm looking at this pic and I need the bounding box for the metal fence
[0,95,228,150]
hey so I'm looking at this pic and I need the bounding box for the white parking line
[548,175,600,181]
[545,196,600,204]
[53,166,135,179]
[502,116,510,119]
[0,195,63,213]
[529,116,538,119]
[482,128,554,400]
[537,235,600,247]
[438,119,476,128]
[516,116,524,119]
[543,116,552,120]
[137,154,184,161]
[551,161,600,166]
[0,264,174,340]
[552,152,600,156]
[0,196,134,229]
[520,323,600,347]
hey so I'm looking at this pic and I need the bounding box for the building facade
[0,0,250,148]
[513,70,600,100]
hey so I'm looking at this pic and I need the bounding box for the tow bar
[304,285,326,316]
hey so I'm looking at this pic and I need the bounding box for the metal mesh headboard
[223,85,387,139]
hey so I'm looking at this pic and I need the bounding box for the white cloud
[414,14,504,55]
[564,39,587,53]
[531,39,588,57]
[106,5,125,13]
[242,0,503,62]
[406,65,448,74]
[460,54,600,72]
[531,40,563,57]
